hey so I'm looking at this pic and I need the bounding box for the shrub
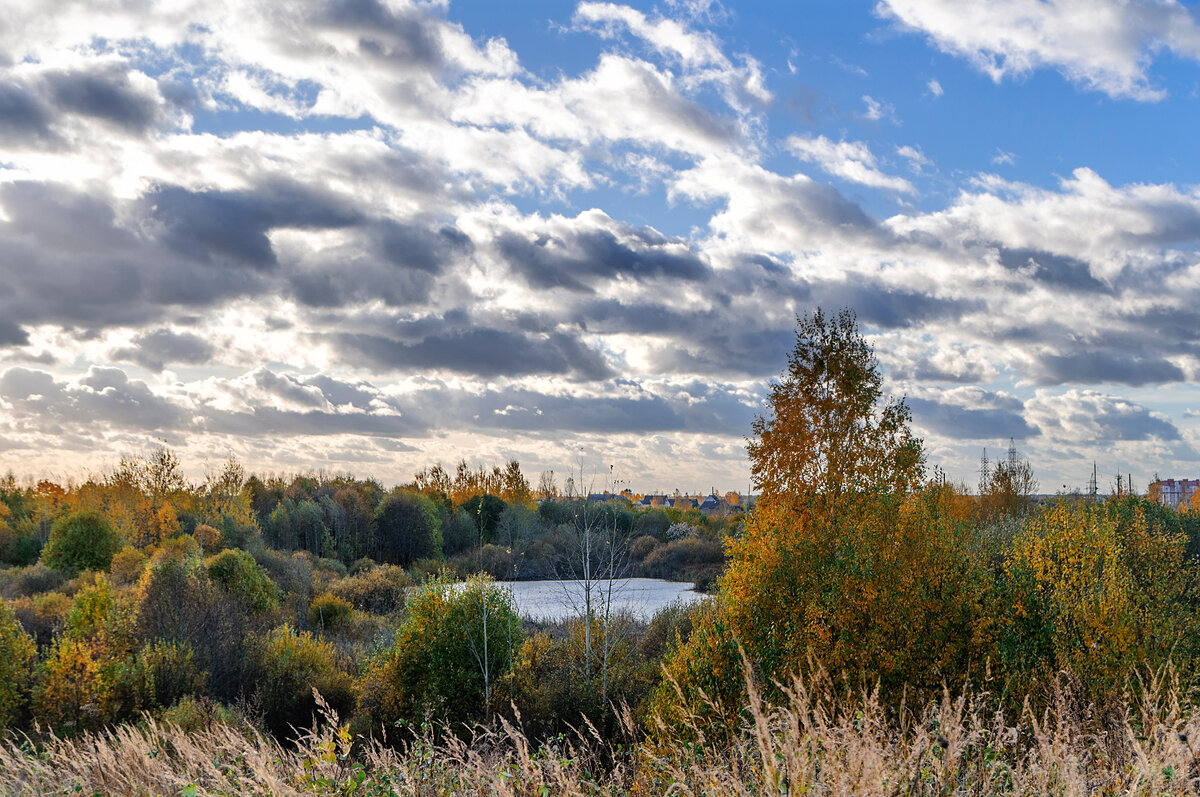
[33,636,110,734]
[359,575,521,735]
[42,511,123,573]
[136,640,207,710]
[640,536,725,581]
[0,599,36,730]
[0,561,66,598]
[109,546,149,586]
[206,548,279,613]
[328,565,410,615]
[158,694,237,732]
[193,523,223,554]
[9,591,72,646]
[442,509,477,555]
[246,626,355,740]
[308,593,353,630]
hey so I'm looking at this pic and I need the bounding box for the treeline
[0,451,733,744]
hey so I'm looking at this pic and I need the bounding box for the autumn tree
[373,490,442,566]
[747,308,924,512]
[0,599,36,730]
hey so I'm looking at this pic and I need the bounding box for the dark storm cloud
[337,327,615,380]
[498,226,711,292]
[0,319,29,346]
[322,0,445,69]
[111,328,216,371]
[1032,351,1185,386]
[0,81,55,144]
[43,65,162,133]
[907,397,1036,440]
[380,222,472,272]
[814,280,981,329]
[149,183,363,269]
[0,182,270,328]
[996,247,1112,294]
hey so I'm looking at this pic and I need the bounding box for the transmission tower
[979,448,990,494]
[1087,462,1098,502]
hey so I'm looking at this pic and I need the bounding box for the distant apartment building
[1151,478,1200,509]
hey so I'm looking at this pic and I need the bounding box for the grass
[4,668,1200,796]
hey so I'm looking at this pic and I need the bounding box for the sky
[2,0,1200,495]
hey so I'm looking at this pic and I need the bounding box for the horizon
[2,1,1200,491]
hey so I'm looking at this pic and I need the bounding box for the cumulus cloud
[877,0,1200,100]
[788,135,915,193]
[1026,389,1181,442]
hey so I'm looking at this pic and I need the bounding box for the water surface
[501,578,706,621]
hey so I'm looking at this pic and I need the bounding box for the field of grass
[4,667,1200,796]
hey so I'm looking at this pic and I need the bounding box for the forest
[5,309,1200,795]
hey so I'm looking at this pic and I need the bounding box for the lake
[499,578,707,621]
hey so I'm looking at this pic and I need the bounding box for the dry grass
[4,670,1200,796]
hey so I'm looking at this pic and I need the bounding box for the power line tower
[1087,462,1098,502]
[979,447,990,495]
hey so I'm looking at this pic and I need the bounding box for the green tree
[42,510,123,572]
[206,548,280,613]
[359,575,520,735]
[373,490,442,566]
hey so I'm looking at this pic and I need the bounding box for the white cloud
[788,135,915,194]
[877,0,1200,101]
[860,94,895,121]
[927,77,943,96]
[992,148,1017,165]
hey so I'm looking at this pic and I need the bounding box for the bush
[9,591,72,646]
[109,547,149,586]
[640,536,725,582]
[0,561,66,598]
[308,593,353,630]
[328,565,410,615]
[42,510,123,573]
[206,548,279,613]
[136,640,207,710]
[442,509,477,556]
[0,517,40,566]
[246,626,355,740]
[0,599,36,730]
[193,523,223,554]
[159,694,237,732]
[33,636,110,734]
[359,575,521,735]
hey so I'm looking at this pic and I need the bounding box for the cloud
[860,94,895,121]
[111,329,216,372]
[877,0,1200,100]
[992,148,1016,165]
[788,135,915,193]
[336,327,616,380]
[926,78,943,97]
[908,396,1036,440]
[1026,389,1181,442]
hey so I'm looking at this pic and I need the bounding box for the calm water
[500,578,706,621]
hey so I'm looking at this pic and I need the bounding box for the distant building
[1151,478,1200,509]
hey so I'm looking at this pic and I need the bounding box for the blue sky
[2,0,1200,494]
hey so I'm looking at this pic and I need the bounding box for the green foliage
[246,625,355,740]
[0,599,36,730]
[442,509,478,555]
[206,548,280,612]
[359,575,520,735]
[42,510,123,572]
[373,491,442,566]
[134,640,208,710]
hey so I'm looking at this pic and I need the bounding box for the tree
[0,599,36,730]
[42,510,123,572]
[373,490,442,566]
[747,308,924,512]
[359,575,520,735]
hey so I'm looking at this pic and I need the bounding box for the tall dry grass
[4,669,1200,796]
